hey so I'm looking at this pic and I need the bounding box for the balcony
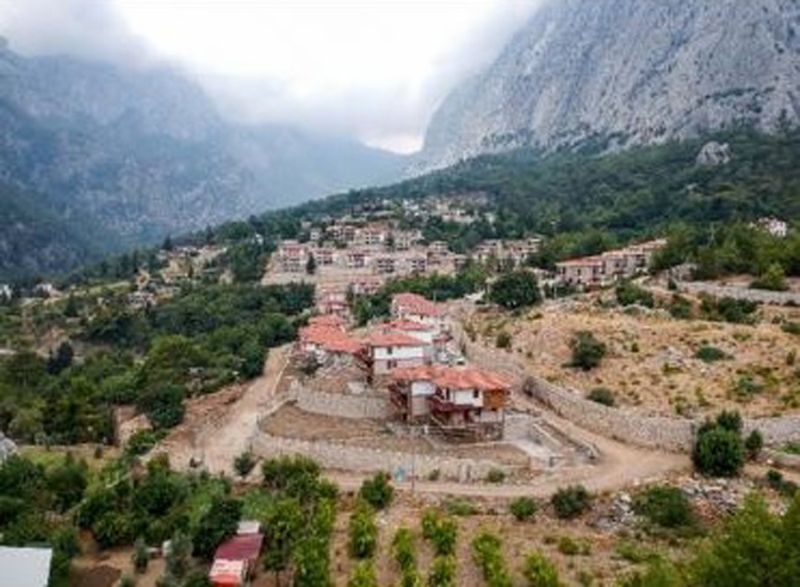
[428,395,474,413]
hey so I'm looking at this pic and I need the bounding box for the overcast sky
[0,0,541,153]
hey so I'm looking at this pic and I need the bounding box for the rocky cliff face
[0,41,404,277]
[418,0,800,171]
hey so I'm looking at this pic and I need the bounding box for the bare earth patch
[469,295,800,418]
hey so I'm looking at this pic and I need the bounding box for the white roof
[0,547,52,587]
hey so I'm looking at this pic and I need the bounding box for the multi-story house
[276,241,309,273]
[391,293,444,330]
[359,332,428,376]
[389,365,510,440]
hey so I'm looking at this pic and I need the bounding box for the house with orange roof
[359,331,428,376]
[389,365,511,439]
[391,292,444,330]
[298,325,363,362]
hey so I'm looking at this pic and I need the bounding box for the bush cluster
[551,485,592,519]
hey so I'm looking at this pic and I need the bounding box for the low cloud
[0,0,544,152]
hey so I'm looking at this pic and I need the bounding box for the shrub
[633,486,694,528]
[125,430,161,457]
[471,531,513,587]
[702,296,759,324]
[443,498,477,517]
[695,346,729,363]
[569,331,606,370]
[693,423,745,478]
[348,501,378,559]
[782,322,800,336]
[421,510,457,556]
[745,430,764,460]
[587,387,615,407]
[495,331,512,350]
[392,527,416,572]
[551,485,592,519]
[751,263,788,291]
[509,497,538,521]
[616,281,654,308]
[133,537,149,573]
[426,556,457,587]
[358,472,394,510]
[765,469,799,498]
[668,295,693,319]
[557,535,581,556]
[523,552,561,587]
[233,451,256,478]
[348,560,378,587]
[716,410,743,433]
[486,469,506,484]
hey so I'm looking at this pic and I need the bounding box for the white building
[361,332,428,375]
[0,547,52,587]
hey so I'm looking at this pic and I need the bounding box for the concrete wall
[250,432,522,482]
[287,383,391,420]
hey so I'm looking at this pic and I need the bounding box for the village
[1,196,799,587]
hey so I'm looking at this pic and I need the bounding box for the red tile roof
[308,314,346,329]
[392,293,442,317]
[214,533,263,564]
[299,326,363,354]
[385,319,432,332]
[364,332,427,348]
[391,365,510,391]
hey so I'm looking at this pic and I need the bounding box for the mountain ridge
[416,0,800,171]
[0,41,405,278]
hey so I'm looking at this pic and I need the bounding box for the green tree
[751,262,788,291]
[192,496,241,560]
[233,451,257,478]
[348,501,377,559]
[358,472,394,510]
[306,253,317,275]
[489,271,542,310]
[261,497,304,586]
[690,494,800,587]
[568,331,606,370]
[47,341,74,375]
[165,530,192,580]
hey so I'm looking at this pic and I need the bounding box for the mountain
[0,39,404,279]
[417,0,800,171]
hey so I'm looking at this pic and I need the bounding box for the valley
[2,1,800,586]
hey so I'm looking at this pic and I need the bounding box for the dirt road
[157,336,688,498]
[329,406,689,499]
[155,344,290,474]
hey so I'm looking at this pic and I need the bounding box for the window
[473,390,480,399]
[388,360,397,369]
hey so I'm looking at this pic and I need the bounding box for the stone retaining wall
[678,281,800,305]
[286,382,390,420]
[250,432,521,482]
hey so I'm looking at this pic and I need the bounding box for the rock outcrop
[417,0,800,171]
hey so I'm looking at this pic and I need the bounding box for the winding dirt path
[156,325,689,498]
[155,344,290,473]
